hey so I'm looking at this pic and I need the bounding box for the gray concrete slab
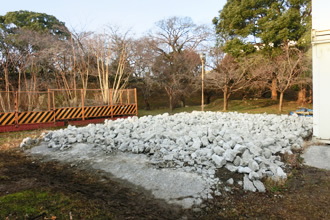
[302,145,330,170]
[28,143,209,209]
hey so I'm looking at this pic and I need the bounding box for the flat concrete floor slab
[302,145,330,170]
[28,143,209,208]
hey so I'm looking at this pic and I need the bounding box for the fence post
[109,88,111,105]
[81,89,85,120]
[110,89,113,119]
[52,91,56,124]
[127,89,130,104]
[134,88,138,116]
[15,92,18,126]
[48,89,50,111]
[120,90,122,105]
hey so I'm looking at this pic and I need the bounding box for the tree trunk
[224,96,228,111]
[169,94,173,112]
[206,94,212,104]
[180,98,185,108]
[271,78,278,100]
[308,88,313,104]
[279,92,284,112]
[144,98,150,110]
[4,67,10,111]
[223,87,230,111]
[297,87,307,105]
[165,87,174,112]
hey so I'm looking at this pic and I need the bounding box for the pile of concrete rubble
[22,111,312,206]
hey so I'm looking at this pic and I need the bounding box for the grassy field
[0,190,115,219]
[138,98,313,117]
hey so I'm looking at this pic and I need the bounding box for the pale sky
[0,0,227,36]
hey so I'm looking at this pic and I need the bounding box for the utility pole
[200,53,206,111]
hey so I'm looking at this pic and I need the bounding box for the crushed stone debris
[23,111,312,208]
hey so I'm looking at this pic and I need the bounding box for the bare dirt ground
[0,132,329,219]
[201,166,330,219]
[0,148,190,219]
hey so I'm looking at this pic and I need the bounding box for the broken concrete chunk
[243,175,256,192]
[226,178,234,185]
[233,156,242,166]
[201,136,209,146]
[213,146,225,156]
[224,149,238,162]
[253,180,266,192]
[241,149,253,166]
[238,166,252,174]
[233,144,246,153]
[225,163,238,172]
[248,171,261,180]
[276,167,287,179]
[248,160,259,172]
[211,154,226,168]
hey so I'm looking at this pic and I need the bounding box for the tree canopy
[213,0,311,56]
[149,16,210,110]
[0,10,70,39]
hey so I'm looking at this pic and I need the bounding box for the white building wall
[312,1,330,141]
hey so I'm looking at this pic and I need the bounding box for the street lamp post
[200,53,206,111]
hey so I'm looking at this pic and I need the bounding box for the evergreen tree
[213,0,311,56]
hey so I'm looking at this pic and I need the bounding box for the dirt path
[1,147,329,219]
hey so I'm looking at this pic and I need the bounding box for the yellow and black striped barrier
[17,111,54,125]
[0,88,138,132]
[0,104,137,128]
[0,111,55,126]
[54,104,137,120]
[55,107,82,120]
[113,104,137,116]
[84,106,112,118]
[0,112,16,126]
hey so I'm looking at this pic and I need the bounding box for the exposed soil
[0,146,329,219]
[199,165,330,219]
[0,149,189,219]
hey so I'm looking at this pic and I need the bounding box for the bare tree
[105,26,135,103]
[88,32,131,104]
[130,37,157,110]
[152,49,201,110]
[207,48,262,111]
[70,31,93,96]
[0,47,16,111]
[149,16,210,111]
[295,48,312,105]
[175,49,201,107]
[0,29,64,110]
[274,46,304,112]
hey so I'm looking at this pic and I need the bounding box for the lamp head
[200,53,206,62]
